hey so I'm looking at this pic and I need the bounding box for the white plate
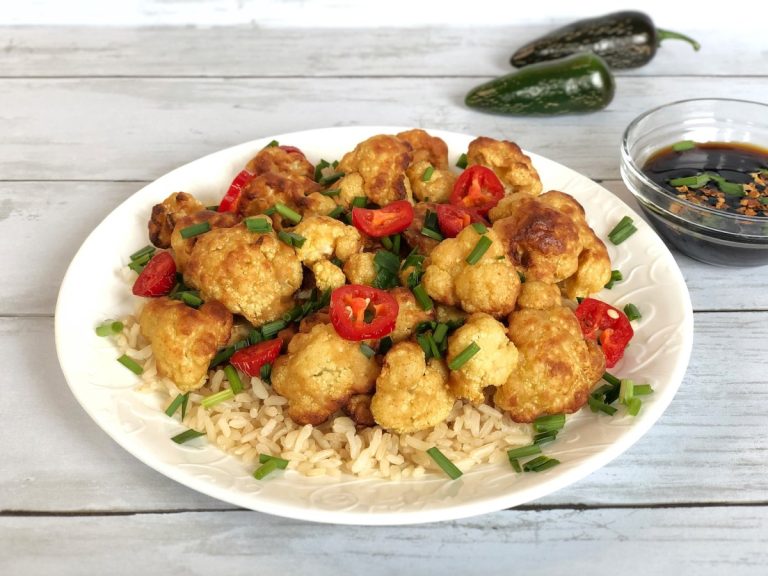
[55,126,693,525]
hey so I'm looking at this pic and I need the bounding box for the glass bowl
[621,98,768,266]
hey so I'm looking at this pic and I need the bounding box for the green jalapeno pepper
[511,11,700,70]
[465,53,614,116]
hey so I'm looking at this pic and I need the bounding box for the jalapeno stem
[656,29,700,51]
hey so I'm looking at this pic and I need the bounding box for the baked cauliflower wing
[467,136,542,196]
[139,298,232,392]
[184,225,303,327]
[406,160,456,204]
[422,225,521,316]
[396,128,450,169]
[169,209,241,272]
[148,192,205,249]
[390,287,434,343]
[370,341,454,434]
[494,306,605,423]
[447,313,518,404]
[291,215,362,264]
[271,323,380,425]
[237,171,333,224]
[245,144,315,180]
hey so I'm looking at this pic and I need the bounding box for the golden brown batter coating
[390,287,434,343]
[336,134,413,206]
[291,215,363,264]
[396,129,450,169]
[343,252,377,286]
[237,172,332,224]
[494,306,605,422]
[184,225,303,327]
[139,298,232,392]
[343,394,376,427]
[169,209,241,272]
[370,341,454,434]
[245,145,315,180]
[447,313,518,404]
[271,324,380,425]
[422,225,520,317]
[148,192,205,249]
[515,280,562,310]
[467,137,542,196]
[406,160,456,203]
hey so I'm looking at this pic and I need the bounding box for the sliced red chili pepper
[132,251,176,297]
[450,165,505,216]
[230,339,283,377]
[218,169,255,213]
[574,297,634,368]
[351,200,414,238]
[330,285,399,341]
[435,203,488,238]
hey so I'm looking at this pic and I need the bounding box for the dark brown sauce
[642,141,768,216]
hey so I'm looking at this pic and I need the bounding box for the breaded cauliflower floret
[490,194,581,285]
[494,306,605,422]
[390,287,434,343]
[139,298,232,392]
[291,215,362,264]
[343,252,377,286]
[370,342,454,434]
[245,144,315,180]
[467,136,542,196]
[537,191,611,298]
[336,134,413,206]
[309,260,346,292]
[516,280,562,310]
[422,225,520,317]
[170,209,241,272]
[148,192,205,248]
[184,225,303,327]
[447,313,518,404]
[396,129,450,169]
[238,172,333,224]
[271,324,380,425]
[406,160,456,203]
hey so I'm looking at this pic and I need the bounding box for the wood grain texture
[2,76,767,183]
[2,507,767,576]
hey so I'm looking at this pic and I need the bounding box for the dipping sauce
[642,141,768,216]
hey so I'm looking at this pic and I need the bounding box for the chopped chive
[672,140,696,152]
[412,283,434,311]
[260,363,272,383]
[426,332,441,359]
[623,303,642,321]
[95,320,124,337]
[164,393,188,417]
[423,209,439,231]
[432,323,448,345]
[522,455,550,471]
[201,388,235,409]
[381,235,393,251]
[314,159,330,182]
[265,139,279,148]
[179,221,211,239]
[378,336,393,356]
[416,333,432,358]
[603,372,621,387]
[129,245,156,261]
[619,379,635,405]
[507,444,542,460]
[319,171,345,186]
[127,259,147,273]
[509,458,522,473]
[533,413,565,433]
[426,447,463,479]
[359,343,376,359]
[604,269,623,289]
[633,384,654,396]
[608,216,637,245]
[224,365,243,395]
[245,217,272,233]
[420,227,444,241]
[466,236,492,264]
[669,173,711,188]
[181,392,189,419]
[259,453,289,469]
[588,395,618,415]
[274,203,302,224]
[456,153,468,169]
[448,341,480,371]
[117,354,143,375]
[263,205,277,216]
[529,457,560,472]
[321,188,341,197]
[261,319,287,339]
[253,457,281,480]
[627,397,643,416]
[210,344,236,369]
[351,195,367,208]
[277,230,306,248]
[248,329,263,346]
[533,430,559,445]
[707,173,745,196]
[392,234,401,254]
[422,165,435,182]
[328,205,345,219]
[180,292,203,308]
[471,222,487,234]
[171,429,206,444]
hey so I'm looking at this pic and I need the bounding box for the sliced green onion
[351,195,367,208]
[259,454,289,469]
[117,354,143,375]
[507,444,542,460]
[423,210,439,231]
[181,393,190,419]
[471,222,487,234]
[201,388,235,409]
[248,329,263,346]
[456,153,468,169]
[707,172,745,196]
[522,455,550,471]
[179,292,203,308]
[466,236,492,264]
[224,365,243,395]
[603,372,621,387]
[412,283,434,311]
[528,457,560,472]
[604,269,623,289]
[245,217,272,233]
[533,413,565,433]
[533,430,559,445]
[359,343,376,359]
[265,139,279,148]
[608,217,637,245]
[588,395,618,415]
[633,384,654,396]
[210,345,236,369]
[171,429,206,444]
[274,202,302,224]
[448,341,480,371]
[432,323,448,346]
[95,320,124,337]
[416,333,432,358]
[129,245,156,261]
[509,458,522,473]
[253,457,281,480]
[378,336,393,356]
[672,140,696,152]
[328,205,345,219]
[426,447,463,479]
[277,230,307,248]
[319,171,344,186]
[314,159,330,182]
[623,303,642,321]
[261,319,287,339]
[179,221,211,239]
[627,397,643,416]
[619,379,635,405]
[260,363,272,383]
[422,165,435,182]
[263,205,277,216]
[164,393,188,417]
[669,173,711,188]
[381,235,393,251]
[426,332,441,359]
[321,188,341,197]
[420,227,444,242]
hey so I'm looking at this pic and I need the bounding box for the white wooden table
[2,18,767,576]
